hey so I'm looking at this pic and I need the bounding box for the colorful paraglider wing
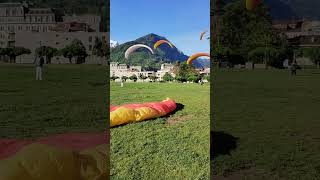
[200,31,207,40]
[246,0,261,11]
[110,98,177,127]
[125,44,154,59]
[0,132,108,180]
[187,53,210,65]
[154,40,174,49]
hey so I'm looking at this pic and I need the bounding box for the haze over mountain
[110,33,210,70]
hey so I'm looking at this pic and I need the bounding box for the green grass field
[213,69,320,180]
[0,64,107,139]
[110,82,210,179]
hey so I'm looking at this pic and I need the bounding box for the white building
[0,3,56,33]
[156,63,175,81]
[110,62,174,82]
[14,31,108,64]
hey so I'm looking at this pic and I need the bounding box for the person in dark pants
[290,61,297,76]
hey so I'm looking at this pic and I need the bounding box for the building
[0,31,14,47]
[156,63,175,81]
[110,62,175,82]
[63,14,100,32]
[272,19,320,42]
[272,19,320,66]
[14,31,108,64]
[0,2,109,64]
[0,3,57,33]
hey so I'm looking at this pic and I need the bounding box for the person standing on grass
[34,55,45,80]
[290,60,297,76]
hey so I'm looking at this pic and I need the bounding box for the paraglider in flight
[110,98,177,127]
[187,53,210,65]
[246,0,261,11]
[200,31,208,40]
[125,44,154,59]
[154,40,174,50]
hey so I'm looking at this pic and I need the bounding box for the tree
[129,74,138,82]
[149,75,158,82]
[220,0,274,63]
[110,75,119,81]
[139,74,148,82]
[163,72,174,82]
[174,63,199,82]
[35,46,58,64]
[61,39,88,64]
[121,76,128,82]
[92,37,108,57]
[303,48,320,68]
[1,47,31,63]
[60,46,73,64]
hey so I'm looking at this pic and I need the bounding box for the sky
[110,0,210,56]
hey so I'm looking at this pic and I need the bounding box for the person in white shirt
[34,55,45,80]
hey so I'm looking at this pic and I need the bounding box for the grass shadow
[211,131,239,159]
[166,103,185,117]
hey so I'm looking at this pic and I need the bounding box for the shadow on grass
[166,103,185,117]
[211,131,238,159]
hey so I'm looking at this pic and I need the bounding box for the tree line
[0,37,108,64]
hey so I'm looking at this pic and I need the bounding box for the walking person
[34,55,45,80]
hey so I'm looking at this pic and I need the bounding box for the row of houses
[110,62,176,81]
[110,62,211,82]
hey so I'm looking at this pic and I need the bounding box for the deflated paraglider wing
[124,44,154,59]
[187,53,210,65]
[153,40,174,49]
[110,98,177,127]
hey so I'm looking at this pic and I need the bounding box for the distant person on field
[290,60,297,76]
[34,55,45,80]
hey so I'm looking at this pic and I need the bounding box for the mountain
[110,33,210,70]
[221,0,320,20]
[110,40,119,48]
[265,0,299,20]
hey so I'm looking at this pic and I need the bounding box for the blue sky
[110,0,210,56]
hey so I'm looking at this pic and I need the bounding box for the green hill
[110,33,210,70]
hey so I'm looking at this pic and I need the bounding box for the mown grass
[212,69,320,180]
[0,64,107,139]
[110,82,210,179]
